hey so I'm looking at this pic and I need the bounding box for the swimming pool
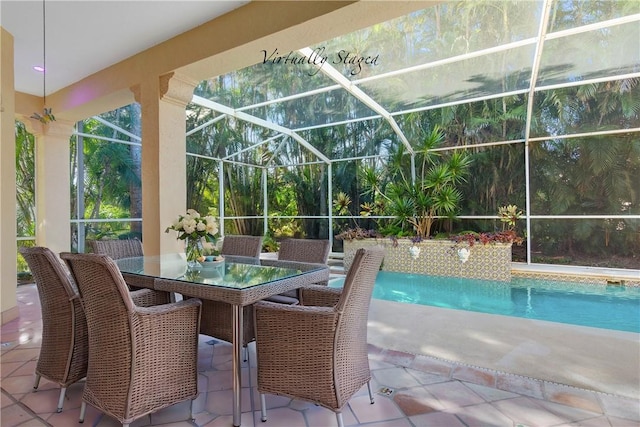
[329,271,640,333]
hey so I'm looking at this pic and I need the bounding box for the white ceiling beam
[186,114,227,136]
[191,95,331,164]
[298,47,414,155]
[92,116,141,141]
[223,134,283,162]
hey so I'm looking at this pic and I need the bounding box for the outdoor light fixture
[31,0,55,124]
[409,245,421,260]
[457,248,471,264]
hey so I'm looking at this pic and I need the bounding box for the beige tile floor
[2,283,639,427]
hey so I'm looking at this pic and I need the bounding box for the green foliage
[378,126,473,238]
[12,1,640,270]
[16,122,36,237]
[261,233,279,253]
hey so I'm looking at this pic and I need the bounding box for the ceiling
[0,0,249,96]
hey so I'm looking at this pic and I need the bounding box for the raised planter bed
[343,238,512,282]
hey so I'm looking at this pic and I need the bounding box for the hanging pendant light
[31,0,55,124]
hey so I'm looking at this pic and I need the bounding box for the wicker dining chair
[254,246,385,427]
[88,238,143,259]
[277,238,330,264]
[220,235,263,258]
[60,252,202,427]
[196,235,264,347]
[264,238,331,303]
[19,246,88,413]
[88,238,171,301]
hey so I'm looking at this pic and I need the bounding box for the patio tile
[372,367,422,389]
[533,398,605,424]
[557,415,620,426]
[495,373,545,399]
[0,347,40,363]
[392,386,443,415]
[491,396,568,426]
[260,392,292,411]
[349,393,404,424]
[45,411,83,426]
[0,361,24,377]
[306,403,354,427]
[597,393,640,422]
[410,354,454,377]
[368,357,398,370]
[254,406,307,426]
[379,349,415,367]
[201,368,234,391]
[11,361,39,379]
[453,401,516,427]
[205,387,254,415]
[20,386,71,414]
[423,381,486,409]
[192,388,208,415]
[287,399,316,412]
[149,399,194,425]
[1,374,40,395]
[608,415,640,426]
[202,412,253,426]
[463,381,520,402]
[404,367,450,385]
[452,364,498,387]
[409,411,467,427]
[4,283,639,427]
[542,382,604,414]
[192,410,217,427]
[1,402,47,426]
[1,390,14,409]
[358,420,413,427]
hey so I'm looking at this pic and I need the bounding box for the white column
[132,72,197,255]
[0,28,18,323]
[31,120,75,254]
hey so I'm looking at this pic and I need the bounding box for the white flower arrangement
[165,209,221,261]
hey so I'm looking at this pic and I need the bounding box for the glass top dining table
[116,253,329,427]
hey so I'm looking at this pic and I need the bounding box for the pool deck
[511,262,640,285]
[368,298,640,401]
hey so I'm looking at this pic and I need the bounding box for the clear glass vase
[185,236,202,268]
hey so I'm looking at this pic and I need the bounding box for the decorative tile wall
[343,239,512,282]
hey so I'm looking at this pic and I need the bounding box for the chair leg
[189,399,195,422]
[79,401,86,423]
[336,412,344,427]
[246,348,255,414]
[33,374,41,390]
[260,394,267,422]
[56,387,66,412]
[367,381,375,404]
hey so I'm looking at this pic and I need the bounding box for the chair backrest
[20,246,79,307]
[221,235,263,258]
[277,238,330,264]
[60,252,136,403]
[335,246,384,319]
[19,246,88,385]
[334,246,384,386]
[88,239,143,259]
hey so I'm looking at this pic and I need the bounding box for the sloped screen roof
[188,0,640,164]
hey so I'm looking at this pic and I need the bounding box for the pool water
[329,271,640,333]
